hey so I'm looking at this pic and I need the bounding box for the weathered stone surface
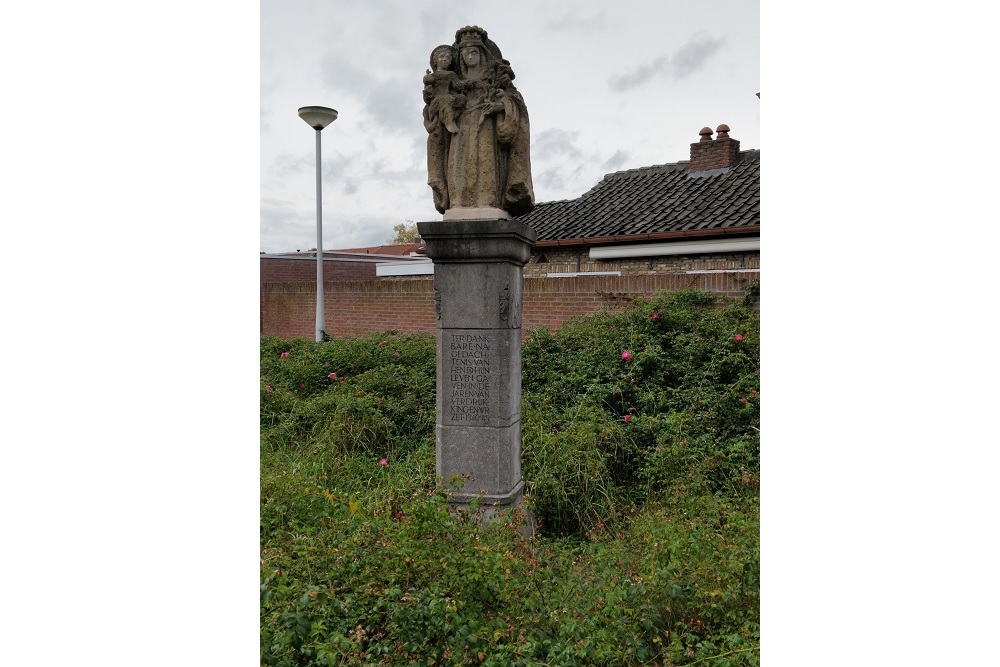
[417,219,536,266]
[423,25,534,219]
[436,423,523,504]
[434,268,524,329]
[438,328,521,427]
[418,218,534,510]
[443,206,511,221]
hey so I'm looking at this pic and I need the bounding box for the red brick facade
[260,256,384,334]
[525,250,759,278]
[261,269,759,338]
[259,257,378,283]
[261,279,436,339]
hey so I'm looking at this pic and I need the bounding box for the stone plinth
[443,206,512,221]
[417,218,536,507]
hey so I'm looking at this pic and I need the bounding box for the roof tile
[517,149,760,242]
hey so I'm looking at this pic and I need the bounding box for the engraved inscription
[448,332,492,424]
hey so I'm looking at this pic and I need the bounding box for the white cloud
[261,0,760,252]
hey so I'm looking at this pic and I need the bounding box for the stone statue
[423,26,534,218]
[423,45,464,136]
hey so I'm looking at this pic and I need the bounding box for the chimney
[688,124,740,172]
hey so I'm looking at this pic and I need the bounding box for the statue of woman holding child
[423,26,534,218]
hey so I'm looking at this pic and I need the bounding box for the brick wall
[262,279,437,338]
[525,250,759,278]
[260,257,382,334]
[523,272,756,329]
[261,271,758,338]
[260,257,378,282]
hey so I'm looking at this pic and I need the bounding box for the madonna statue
[423,26,534,219]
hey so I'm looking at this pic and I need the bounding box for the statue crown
[455,25,488,48]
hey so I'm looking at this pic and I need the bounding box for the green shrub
[522,399,641,536]
[261,485,758,666]
[521,290,760,534]
[261,332,436,458]
[261,289,760,665]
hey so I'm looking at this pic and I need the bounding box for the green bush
[261,487,758,666]
[261,332,436,458]
[261,290,760,665]
[520,290,759,534]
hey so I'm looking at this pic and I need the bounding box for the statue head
[454,25,503,66]
[430,45,455,72]
[460,45,483,69]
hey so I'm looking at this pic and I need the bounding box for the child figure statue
[422,44,465,134]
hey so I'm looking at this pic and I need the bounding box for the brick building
[259,245,427,336]
[519,124,758,278]
[261,125,760,337]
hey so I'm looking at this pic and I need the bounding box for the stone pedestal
[416,218,536,508]
[442,206,512,221]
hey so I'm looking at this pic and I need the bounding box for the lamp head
[298,106,338,130]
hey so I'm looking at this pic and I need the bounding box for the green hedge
[261,290,760,665]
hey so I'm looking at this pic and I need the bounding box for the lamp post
[298,106,338,342]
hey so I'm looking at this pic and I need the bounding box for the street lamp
[298,105,338,342]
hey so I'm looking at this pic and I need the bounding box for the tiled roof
[516,149,759,245]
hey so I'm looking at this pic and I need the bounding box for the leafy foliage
[261,290,760,665]
[387,221,420,244]
[522,290,760,535]
[261,332,436,459]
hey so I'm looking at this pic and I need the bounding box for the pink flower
[751,389,757,396]
[379,458,388,468]
[652,311,659,319]
[328,372,337,380]
[621,350,632,361]
[280,351,290,358]
[265,385,273,393]
[299,383,304,389]
[740,397,748,404]
[623,414,631,423]
[734,334,744,342]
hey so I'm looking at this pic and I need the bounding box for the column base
[445,479,524,507]
[444,480,536,538]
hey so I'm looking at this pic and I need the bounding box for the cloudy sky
[261,0,759,252]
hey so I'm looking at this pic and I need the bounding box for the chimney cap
[716,124,730,138]
[699,127,713,142]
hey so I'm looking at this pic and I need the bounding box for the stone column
[416,218,536,508]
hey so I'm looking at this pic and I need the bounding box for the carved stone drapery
[423,26,534,220]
